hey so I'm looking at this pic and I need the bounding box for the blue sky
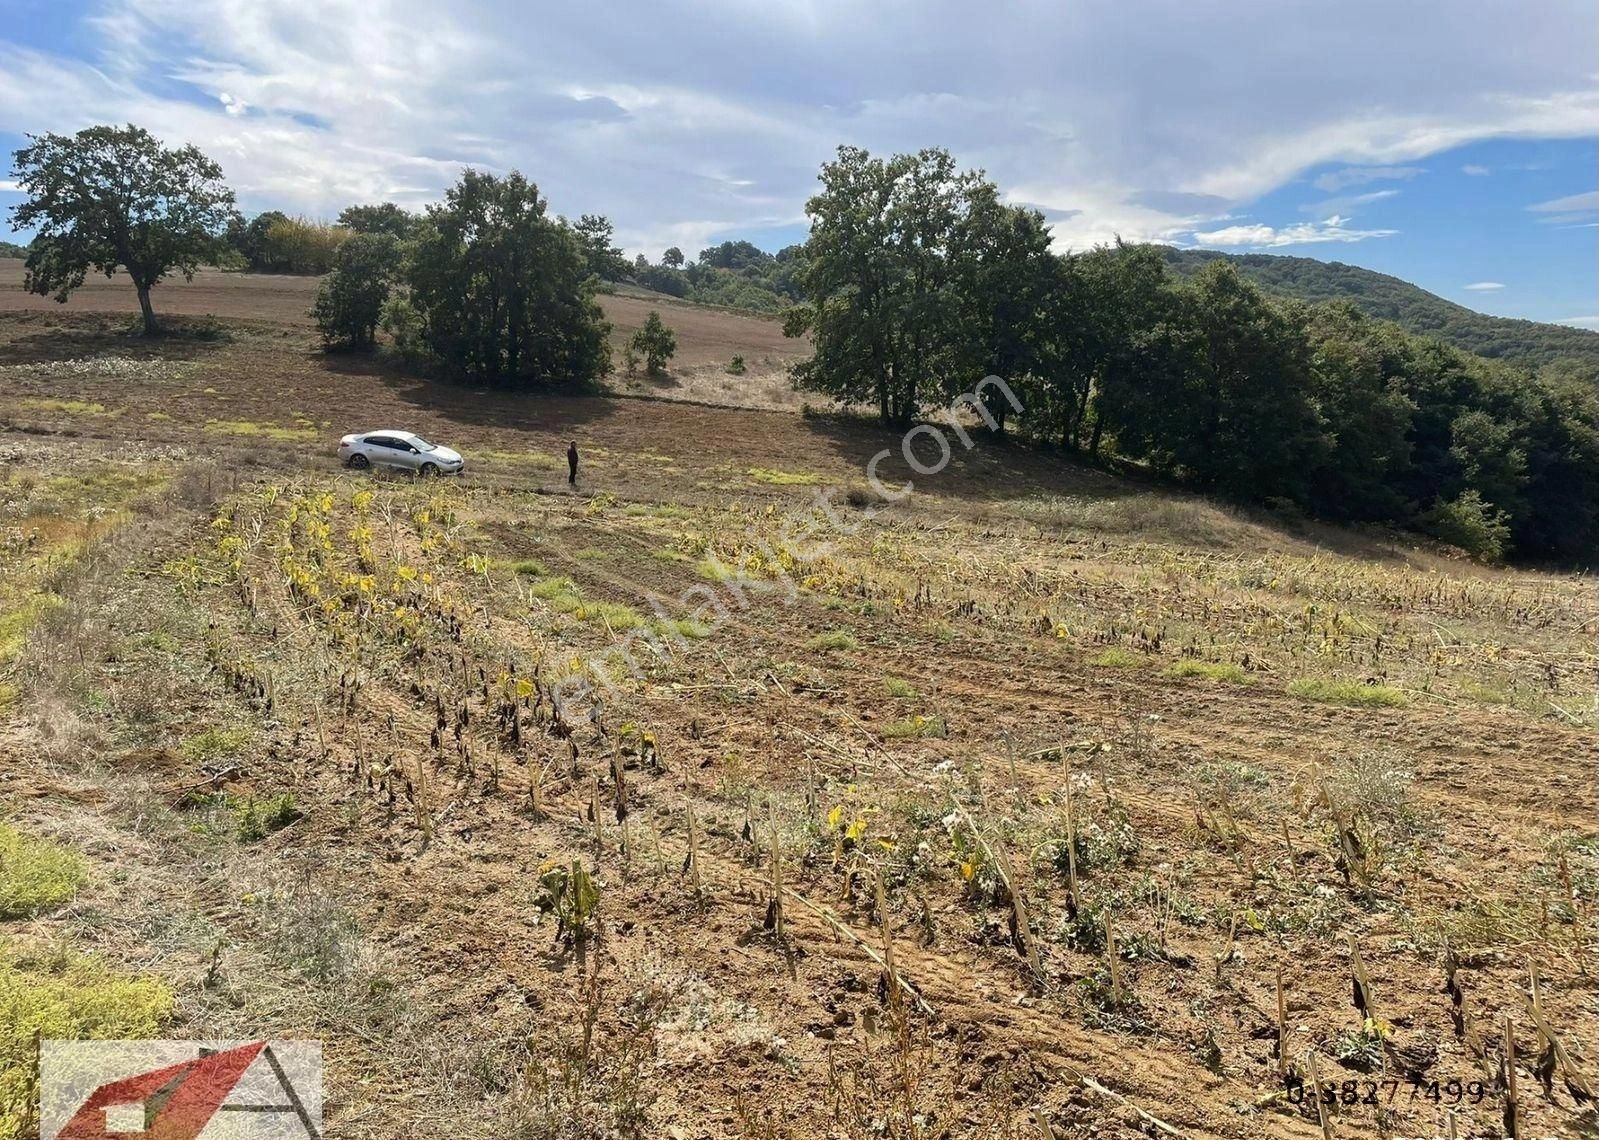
[1,0,1595,326]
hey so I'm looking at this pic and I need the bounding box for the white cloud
[1556,315,1599,329]
[1463,281,1505,291]
[1312,165,1425,193]
[0,0,1595,255]
[1190,215,1398,248]
[1528,189,1599,214]
[1462,163,1490,175]
[1298,188,1400,215]
[0,180,20,193]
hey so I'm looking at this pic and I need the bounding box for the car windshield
[407,435,438,452]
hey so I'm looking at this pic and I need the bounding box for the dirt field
[1,280,1596,1140]
[0,259,808,411]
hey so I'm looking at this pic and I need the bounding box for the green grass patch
[696,558,737,583]
[203,419,318,442]
[178,726,254,764]
[0,824,88,918]
[654,617,712,640]
[504,558,548,577]
[1167,660,1251,684]
[528,575,583,612]
[573,599,645,630]
[234,793,303,842]
[882,714,947,739]
[1,944,175,1135]
[0,595,65,664]
[1089,648,1145,669]
[885,677,919,699]
[808,629,857,652]
[573,548,609,562]
[18,397,115,416]
[749,467,822,486]
[1288,677,1408,708]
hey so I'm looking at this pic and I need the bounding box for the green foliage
[0,240,27,259]
[336,202,415,238]
[881,714,947,739]
[569,214,629,282]
[312,233,402,349]
[808,629,857,652]
[1424,490,1512,563]
[787,146,1046,428]
[1,945,175,1135]
[0,824,88,917]
[537,861,601,944]
[234,794,303,842]
[9,124,237,334]
[1159,247,1599,374]
[725,355,746,375]
[630,310,677,373]
[1167,660,1250,684]
[1089,648,1144,669]
[407,170,611,386]
[1287,678,1408,708]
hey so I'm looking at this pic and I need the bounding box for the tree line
[9,125,1597,562]
[785,147,1599,563]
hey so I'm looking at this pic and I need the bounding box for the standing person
[567,440,579,487]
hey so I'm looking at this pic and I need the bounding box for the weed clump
[808,629,857,652]
[1288,677,1407,708]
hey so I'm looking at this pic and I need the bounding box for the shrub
[1424,490,1511,563]
[312,233,402,349]
[726,355,746,375]
[630,311,677,374]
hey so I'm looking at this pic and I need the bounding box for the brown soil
[1,293,1595,1140]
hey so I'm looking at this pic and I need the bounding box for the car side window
[365,436,396,449]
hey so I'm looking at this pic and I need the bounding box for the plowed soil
[1,283,1595,1140]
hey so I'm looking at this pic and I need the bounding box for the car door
[363,435,404,470]
[388,439,423,472]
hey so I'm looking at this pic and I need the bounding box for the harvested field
[1,282,1596,1140]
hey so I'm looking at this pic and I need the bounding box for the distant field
[0,259,810,410]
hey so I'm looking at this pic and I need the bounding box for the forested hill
[1157,247,1599,373]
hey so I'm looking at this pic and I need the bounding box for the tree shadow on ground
[0,312,231,365]
[316,350,621,436]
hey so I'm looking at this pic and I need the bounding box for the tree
[337,202,415,239]
[408,170,610,386]
[631,310,677,373]
[662,246,685,269]
[9,124,237,334]
[788,146,985,427]
[311,233,402,349]
[569,214,629,281]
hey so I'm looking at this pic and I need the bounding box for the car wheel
[348,453,371,470]
[419,462,439,477]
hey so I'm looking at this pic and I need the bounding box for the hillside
[2,292,1597,1139]
[1157,246,1599,373]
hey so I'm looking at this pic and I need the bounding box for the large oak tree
[9,124,236,334]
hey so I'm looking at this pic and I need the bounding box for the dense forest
[1160,248,1599,375]
[784,146,1599,565]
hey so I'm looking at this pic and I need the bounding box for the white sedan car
[337,430,465,476]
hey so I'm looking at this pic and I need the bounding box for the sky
[1,0,1595,326]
